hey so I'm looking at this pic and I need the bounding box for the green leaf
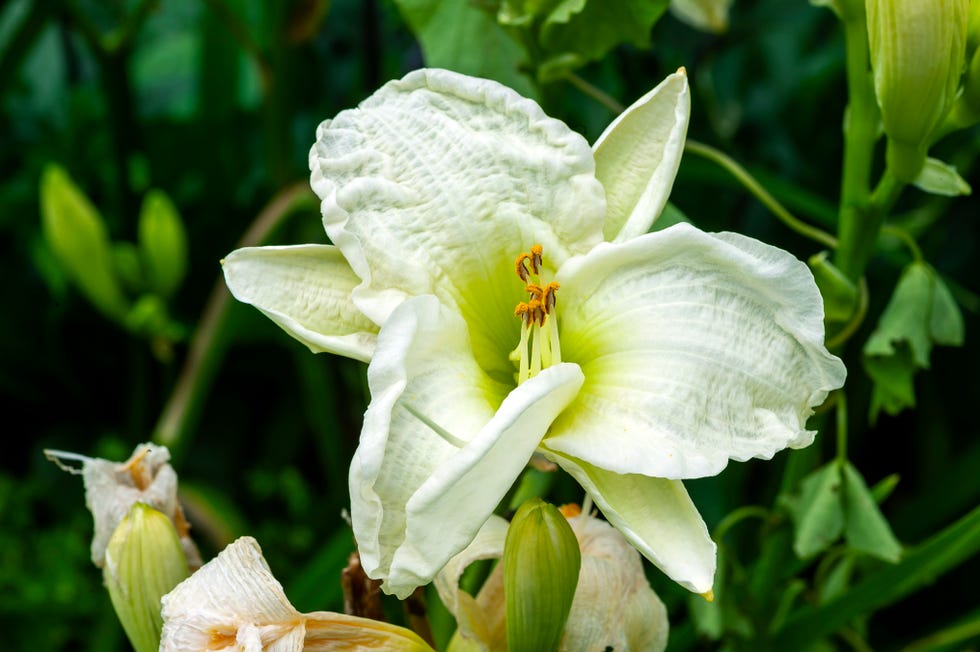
[864,263,934,366]
[865,346,917,417]
[138,190,188,299]
[535,0,670,80]
[809,251,859,323]
[392,0,537,98]
[912,157,972,197]
[790,462,845,559]
[863,262,965,419]
[841,462,902,563]
[39,164,129,321]
[930,271,965,346]
[773,505,980,649]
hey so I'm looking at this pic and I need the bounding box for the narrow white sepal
[593,70,690,242]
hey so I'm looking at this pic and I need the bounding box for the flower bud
[866,0,968,180]
[670,0,734,34]
[104,503,189,652]
[138,190,188,299]
[504,498,581,652]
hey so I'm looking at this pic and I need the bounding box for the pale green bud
[104,502,190,652]
[504,498,581,652]
[138,190,188,299]
[866,0,968,180]
[39,164,129,320]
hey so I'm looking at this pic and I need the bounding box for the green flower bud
[104,502,190,652]
[866,0,968,180]
[138,190,188,299]
[39,164,129,320]
[503,498,581,652]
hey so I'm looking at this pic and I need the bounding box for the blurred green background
[2,0,978,650]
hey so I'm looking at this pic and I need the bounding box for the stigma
[511,245,561,384]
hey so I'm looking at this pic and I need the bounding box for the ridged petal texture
[309,68,606,376]
[548,223,847,479]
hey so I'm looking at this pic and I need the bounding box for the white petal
[593,70,690,242]
[434,515,509,647]
[222,245,377,362]
[350,295,584,598]
[561,514,668,652]
[550,223,847,479]
[547,452,715,595]
[160,537,302,651]
[309,68,606,354]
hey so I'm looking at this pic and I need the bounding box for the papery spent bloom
[435,507,669,652]
[160,536,434,651]
[223,68,845,599]
[45,443,201,570]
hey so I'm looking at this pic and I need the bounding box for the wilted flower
[45,442,201,569]
[159,536,434,651]
[223,68,845,599]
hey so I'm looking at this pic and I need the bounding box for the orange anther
[514,302,532,327]
[525,283,543,301]
[542,282,560,313]
[530,244,543,275]
[515,253,531,282]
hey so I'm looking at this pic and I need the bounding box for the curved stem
[564,71,625,114]
[154,182,316,453]
[826,276,869,350]
[713,505,770,542]
[835,391,849,464]
[685,140,839,249]
[880,225,924,263]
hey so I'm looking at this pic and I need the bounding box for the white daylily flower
[435,511,669,652]
[160,536,434,651]
[223,68,846,599]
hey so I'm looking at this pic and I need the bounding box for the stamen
[530,244,543,275]
[542,282,559,314]
[515,253,531,282]
[511,245,561,384]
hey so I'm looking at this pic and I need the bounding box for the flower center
[510,245,561,385]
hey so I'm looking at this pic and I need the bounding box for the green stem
[903,614,980,652]
[825,277,869,350]
[879,225,924,262]
[713,506,770,542]
[834,5,879,281]
[835,391,848,464]
[685,140,839,249]
[153,183,316,454]
[564,71,625,114]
